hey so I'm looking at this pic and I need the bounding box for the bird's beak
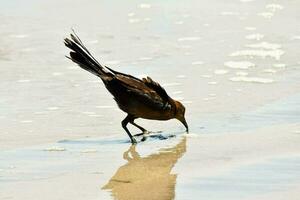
[181,118,189,132]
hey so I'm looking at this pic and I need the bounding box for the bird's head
[174,100,188,132]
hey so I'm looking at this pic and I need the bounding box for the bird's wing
[114,74,171,110]
[141,76,170,103]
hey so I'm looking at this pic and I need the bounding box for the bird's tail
[64,31,112,80]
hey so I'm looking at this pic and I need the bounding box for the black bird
[64,32,188,143]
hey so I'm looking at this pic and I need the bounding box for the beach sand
[1,0,300,199]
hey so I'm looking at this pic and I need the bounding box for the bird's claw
[134,133,144,137]
[141,136,147,142]
[134,130,150,137]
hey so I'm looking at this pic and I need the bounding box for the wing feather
[114,74,171,111]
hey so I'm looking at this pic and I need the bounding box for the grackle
[64,32,188,143]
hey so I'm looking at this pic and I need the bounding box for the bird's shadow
[102,136,187,199]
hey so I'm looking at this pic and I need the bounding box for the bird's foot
[133,130,164,142]
[141,136,147,142]
[133,130,150,142]
[134,130,150,137]
[140,130,151,142]
[134,133,144,137]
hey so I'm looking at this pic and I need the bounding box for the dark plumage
[64,32,188,143]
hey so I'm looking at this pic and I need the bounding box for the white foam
[236,71,248,76]
[47,107,59,111]
[266,4,283,12]
[175,21,184,25]
[44,146,66,151]
[144,18,151,22]
[292,36,300,40]
[214,69,228,75]
[191,61,204,65]
[245,33,264,40]
[258,12,274,19]
[140,4,151,9]
[177,37,201,42]
[244,27,256,31]
[230,49,284,60]
[20,120,33,123]
[240,0,254,2]
[176,75,186,78]
[224,61,255,69]
[208,81,218,85]
[17,79,31,83]
[203,97,216,101]
[21,48,34,52]
[182,14,190,18]
[273,63,286,68]
[246,42,281,50]
[229,76,274,83]
[128,18,141,23]
[201,74,212,78]
[138,57,153,61]
[263,69,277,73]
[128,12,136,17]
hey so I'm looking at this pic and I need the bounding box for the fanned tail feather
[64,31,112,79]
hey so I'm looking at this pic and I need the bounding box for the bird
[64,32,188,144]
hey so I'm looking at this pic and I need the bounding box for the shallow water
[1,0,300,199]
[1,95,300,199]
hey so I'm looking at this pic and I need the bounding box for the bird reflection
[102,137,187,200]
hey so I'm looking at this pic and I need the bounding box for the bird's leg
[129,120,149,142]
[130,121,149,136]
[121,115,137,144]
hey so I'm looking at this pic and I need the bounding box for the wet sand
[1,0,300,199]
[1,122,300,200]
